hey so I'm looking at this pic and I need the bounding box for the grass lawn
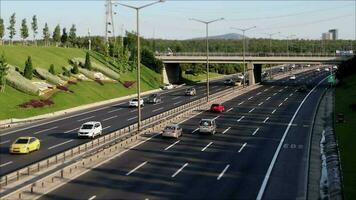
[335,74,356,200]
[182,72,224,83]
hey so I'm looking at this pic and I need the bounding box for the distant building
[328,29,338,40]
[322,32,332,40]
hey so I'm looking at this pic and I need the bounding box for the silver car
[199,119,217,134]
[185,88,196,96]
[162,124,183,138]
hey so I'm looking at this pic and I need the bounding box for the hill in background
[189,33,245,40]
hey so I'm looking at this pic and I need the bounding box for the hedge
[35,68,66,86]
[71,58,120,80]
[6,66,40,95]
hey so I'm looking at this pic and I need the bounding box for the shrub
[35,68,66,86]
[84,52,92,70]
[18,99,54,108]
[71,63,79,74]
[57,85,74,93]
[78,67,96,80]
[62,66,71,77]
[24,56,33,80]
[71,58,120,80]
[49,64,55,75]
[6,66,39,95]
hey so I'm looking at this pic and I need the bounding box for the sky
[1,0,355,40]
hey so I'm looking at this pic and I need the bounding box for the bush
[84,52,92,70]
[36,68,66,86]
[71,58,120,80]
[71,63,79,74]
[24,56,33,80]
[18,99,54,108]
[78,67,96,80]
[6,66,39,95]
[57,85,74,93]
[62,66,71,77]
[49,64,55,75]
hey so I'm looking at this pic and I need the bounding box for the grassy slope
[335,74,356,199]
[182,72,224,83]
[0,45,161,120]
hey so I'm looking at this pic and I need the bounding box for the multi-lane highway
[38,68,330,199]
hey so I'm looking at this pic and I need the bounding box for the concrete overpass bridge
[155,52,352,84]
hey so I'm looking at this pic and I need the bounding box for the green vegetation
[0,53,8,92]
[182,71,224,83]
[335,74,356,200]
[23,56,33,79]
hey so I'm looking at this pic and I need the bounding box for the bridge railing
[156,52,353,57]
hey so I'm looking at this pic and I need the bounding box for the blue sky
[1,0,355,40]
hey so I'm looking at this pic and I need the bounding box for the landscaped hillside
[0,45,162,120]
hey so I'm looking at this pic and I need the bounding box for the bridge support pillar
[162,64,170,84]
[247,62,255,85]
[162,63,180,84]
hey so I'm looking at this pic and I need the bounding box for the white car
[279,67,285,72]
[78,122,102,138]
[162,124,182,138]
[236,74,244,80]
[129,98,144,107]
[316,68,321,72]
[333,65,338,70]
[162,83,174,90]
[324,68,330,72]
[289,75,296,80]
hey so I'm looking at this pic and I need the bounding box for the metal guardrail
[155,52,353,57]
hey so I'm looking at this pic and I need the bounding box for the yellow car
[10,137,40,154]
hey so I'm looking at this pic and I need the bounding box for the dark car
[224,79,235,86]
[147,93,161,104]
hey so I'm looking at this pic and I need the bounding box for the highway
[38,68,330,199]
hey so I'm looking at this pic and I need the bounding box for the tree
[0,18,4,45]
[24,56,33,79]
[71,63,79,74]
[20,18,29,45]
[52,24,61,46]
[49,64,55,75]
[31,15,38,45]
[69,24,77,47]
[60,27,68,47]
[42,23,50,46]
[0,53,9,92]
[7,13,16,45]
[84,52,92,70]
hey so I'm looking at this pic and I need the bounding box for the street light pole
[115,0,164,133]
[190,18,224,102]
[231,26,256,87]
[264,32,280,55]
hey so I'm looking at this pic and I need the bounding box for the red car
[210,103,225,113]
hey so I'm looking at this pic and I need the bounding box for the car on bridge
[199,119,217,134]
[162,124,183,138]
[185,87,196,96]
[10,137,40,154]
[78,122,102,138]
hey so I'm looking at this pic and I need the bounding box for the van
[199,119,217,134]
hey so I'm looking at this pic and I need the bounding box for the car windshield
[81,124,93,129]
[15,138,29,144]
[200,121,211,126]
[132,98,138,102]
[212,104,219,107]
[165,126,176,130]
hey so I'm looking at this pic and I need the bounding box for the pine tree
[24,56,33,80]
[31,15,38,45]
[84,52,92,70]
[69,24,77,47]
[52,24,61,47]
[71,63,79,74]
[0,53,9,92]
[7,13,16,45]
[49,64,55,75]
[42,23,50,46]
[0,18,4,45]
[20,18,29,45]
[60,28,68,47]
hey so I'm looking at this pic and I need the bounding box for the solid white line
[226,108,233,113]
[152,107,163,112]
[252,128,260,136]
[222,127,231,134]
[102,115,117,122]
[248,96,254,100]
[271,109,277,114]
[0,161,13,168]
[263,117,269,123]
[237,116,245,122]
[213,116,220,120]
[172,163,189,178]
[217,164,230,180]
[0,140,10,145]
[266,97,271,101]
[238,101,245,105]
[238,143,247,153]
[77,116,95,122]
[256,75,329,200]
[103,126,111,130]
[249,108,255,113]
[278,103,283,107]
[173,101,183,106]
[48,139,74,150]
[64,127,79,133]
[165,140,180,151]
[88,195,96,200]
[192,128,199,133]
[34,126,58,135]
[127,116,138,121]
[258,102,264,106]
[130,109,137,113]
[284,97,288,102]
[126,161,147,176]
[201,142,213,152]
[107,108,122,113]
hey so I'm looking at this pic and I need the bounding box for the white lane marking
[248,96,254,100]
[173,101,183,106]
[257,92,262,95]
[278,89,283,92]
[264,89,269,92]
[266,97,271,101]
[289,93,294,97]
[222,127,231,134]
[126,161,148,176]
[88,195,96,200]
[258,102,264,106]
[102,115,117,122]
[256,75,329,200]
[127,116,138,121]
[238,143,247,153]
[273,93,277,96]
[226,108,233,113]
[278,103,283,107]
[107,108,122,113]
[263,117,269,123]
[34,126,58,135]
[48,139,74,150]
[64,127,79,133]
[201,142,213,152]
[213,116,220,120]
[0,140,10,145]
[249,108,255,113]
[271,86,275,88]
[165,140,180,151]
[103,126,111,130]
[217,164,230,180]
[284,86,288,89]
[192,128,199,133]
[284,97,288,102]
[238,101,245,105]
[130,109,137,113]
[0,161,13,168]
[77,116,95,122]
[190,96,198,100]
[252,128,260,136]
[172,96,182,100]
[237,116,245,122]
[152,107,163,112]
[271,109,277,114]
[172,163,189,178]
